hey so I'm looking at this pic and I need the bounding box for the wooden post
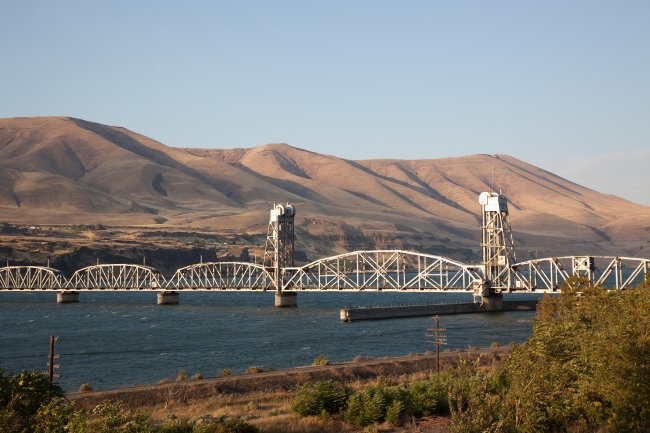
[426,315,447,374]
[47,336,60,382]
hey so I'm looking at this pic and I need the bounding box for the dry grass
[71,348,509,433]
[145,377,448,432]
[352,355,375,362]
[216,368,232,377]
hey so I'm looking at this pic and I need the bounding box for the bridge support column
[275,291,297,307]
[57,291,79,303]
[157,291,179,305]
[481,293,503,311]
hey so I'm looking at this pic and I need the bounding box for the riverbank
[68,347,510,432]
[70,346,510,410]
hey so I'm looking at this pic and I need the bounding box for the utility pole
[426,315,447,375]
[47,336,60,383]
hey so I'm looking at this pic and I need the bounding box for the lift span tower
[1,191,649,307]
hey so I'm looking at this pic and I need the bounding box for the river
[0,291,539,392]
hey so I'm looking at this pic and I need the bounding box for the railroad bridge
[1,193,648,305]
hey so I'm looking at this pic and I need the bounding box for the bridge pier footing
[57,291,79,303]
[275,291,297,307]
[481,293,503,311]
[157,291,179,305]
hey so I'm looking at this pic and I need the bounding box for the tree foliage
[0,368,64,432]
[448,275,650,432]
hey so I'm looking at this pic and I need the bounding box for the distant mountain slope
[1,116,648,260]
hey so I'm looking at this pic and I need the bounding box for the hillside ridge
[1,116,648,261]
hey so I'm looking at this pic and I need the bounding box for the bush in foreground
[311,354,330,366]
[447,275,650,433]
[291,380,348,418]
[0,368,64,432]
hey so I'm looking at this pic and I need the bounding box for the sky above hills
[1,1,648,205]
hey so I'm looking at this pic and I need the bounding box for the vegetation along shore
[1,274,649,432]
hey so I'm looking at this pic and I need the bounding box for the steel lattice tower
[263,203,295,291]
[479,191,516,291]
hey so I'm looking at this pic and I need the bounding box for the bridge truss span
[512,256,650,291]
[0,266,65,290]
[283,250,482,291]
[167,262,273,290]
[66,264,164,290]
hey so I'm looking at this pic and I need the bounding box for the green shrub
[405,377,447,417]
[244,366,262,374]
[445,275,650,432]
[291,380,348,417]
[92,400,131,430]
[385,399,405,425]
[312,354,330,366]
[447,356,503,433]
[216,368,232,377]
[215,418,258,433]
[343,380,403,427]
[343,388,386,426]
[34,399,87,433]
[0,368,64,432]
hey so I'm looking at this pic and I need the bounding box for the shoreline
[69,346,512,410]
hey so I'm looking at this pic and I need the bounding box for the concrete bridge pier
[275,291,297,307]
[481,293,503,311]
[157,291,179,305]
[57,291,79,303]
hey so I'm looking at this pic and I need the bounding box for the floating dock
[340,299,537,321]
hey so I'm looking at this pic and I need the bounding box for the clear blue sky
[1,1,648,204]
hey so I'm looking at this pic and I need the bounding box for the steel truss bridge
[1,252,648,292]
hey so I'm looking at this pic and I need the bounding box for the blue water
[0,291,540,392]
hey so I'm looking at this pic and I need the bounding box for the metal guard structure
[283,250,482,291]
[67,264,162,290]
[167,262,273,290]
[511,256,650,291]
[1,254,648,292]
[0,266,65,289]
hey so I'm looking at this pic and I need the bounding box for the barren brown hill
[1,116,649,262]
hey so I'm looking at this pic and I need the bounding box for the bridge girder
[282,250,482,291]
[0,266,64,290]
[167,262,273,290]
[1,254,649,292]
[511,256,650,291]
[66,264,163,290]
